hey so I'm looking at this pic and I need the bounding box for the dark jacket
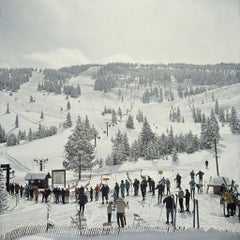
[163,195,175,209]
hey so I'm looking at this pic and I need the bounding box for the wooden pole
[214,138,220,176]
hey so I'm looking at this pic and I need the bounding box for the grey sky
[0,0,240,68]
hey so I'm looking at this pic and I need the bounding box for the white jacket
[115,198,128,213]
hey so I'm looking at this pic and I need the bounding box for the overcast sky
[0,0,240,69]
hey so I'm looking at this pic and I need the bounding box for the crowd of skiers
[6,168,239,226]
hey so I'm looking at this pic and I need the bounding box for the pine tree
[126,115,134,129]
[6,102,10,114]
[67,101,71,111]
[0,125,6,143]
[118,107,122,121]
[229,106,240,134]
[112,130,125,165]
[63,112,73,128]
[64,121,95,179]
[40,110,44,120]
[111,110,118,125]
[139,118,155,157]
[6,133,19,146]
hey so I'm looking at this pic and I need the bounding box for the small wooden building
[206,176,231,194]
[25,172,51,189]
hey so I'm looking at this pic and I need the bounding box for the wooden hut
[206,176,231,194]
[25,172,51,189]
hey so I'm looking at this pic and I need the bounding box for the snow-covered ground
[0,70,240,239]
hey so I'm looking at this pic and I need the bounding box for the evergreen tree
[0,125,6,143]
[111,110,118,125]
[229,106,240,134]
[40,110,44,120]
[63,112,73,128]
[136,110,144,122]
[6,102,10,114]
[28,128,33,141]
[215,99,219,115]
[112,130,129,165]
[67,101,71,111]
[138,118,155,158]
[64,121,95,179]
[129,140,140,161]
[126,115,134,129]
[118,107,122,121]
[171,148,178,161]
[6,133,19,146]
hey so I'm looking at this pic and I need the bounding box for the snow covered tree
[0,125,6,143]
[138,118,156,158]
[111,109,118,125]
[67,101,71,111]
[28,128,33,141]
[40,110,44,120]
[6,102,10,114]
[63,112,72,128]
[229,106,240,134]
[112,130,129,165]
[171,148,178,161]
[0,168,8,213]
[15,114,19,128]
[6,133,19,146]
[126,115,134,129]
[64,121,95,179]
[118,107,122,121]
[136,110,144,122]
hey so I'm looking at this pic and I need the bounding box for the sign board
[52,169,66,188]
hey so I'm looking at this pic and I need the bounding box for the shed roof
[25,172,49,180]
[208,176,231,186]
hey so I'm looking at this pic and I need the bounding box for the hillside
[0,67,240,236]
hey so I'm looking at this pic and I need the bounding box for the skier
[190,170,195,180]
[178,188,184,213]
[222,190,234,217]
[196,170,204,184]
[101,184,109,204]
[133,178,140,196]
[184,189,191,213]
[125,180,130,196]
[89,187,93,202]
[147,176,152,192]
[78,193,88,215]
[205,160,209,169]
[107,201,113,223]
[120,180,125,198]
[174,173,182,188]
[115,197,128,228]
[163,194,175,224]
[94,184,101,201]
[155,181,165,204]
[165,178,171,195]
[114,182,120,198]
[34,186,39,203]
[140,178,147,201]
[150,179,156,196]
[159,177,166,194]
[61,188,66,204]
[189,178,196,198]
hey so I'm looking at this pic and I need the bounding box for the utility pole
[79,154,82,180]
[214,138,220,176]
[34,158,48,171]
[105,122,109,137]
